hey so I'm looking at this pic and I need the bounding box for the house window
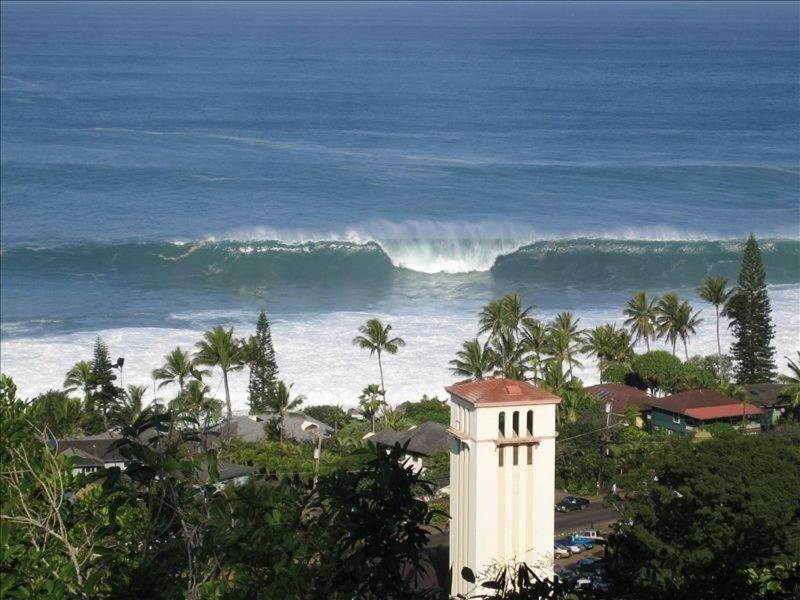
[498,447,504,467]
[672,414,681,424]
[527,445,533,465]
[513,446,519,465]
[526,410,533,436]
[512,411,519,437]
[498,412,506,438]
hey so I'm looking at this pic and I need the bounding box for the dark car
[555,496,590,512]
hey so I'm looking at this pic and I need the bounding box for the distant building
[211,413,333,444]
[645,388,764,435]
[53,431,254,485]
[368,421,448,473]
[446,378,559,594]
[585,383,652,427]
[743,384,793,428]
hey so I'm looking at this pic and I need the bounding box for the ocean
[2,1,798,407]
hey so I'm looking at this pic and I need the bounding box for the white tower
[446,378,560,594]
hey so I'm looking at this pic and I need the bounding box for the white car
[556,538,582,554]
[553,544,571,558]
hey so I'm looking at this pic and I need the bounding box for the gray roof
[369,422,449,457]
[743,384,792,408]
[210,413,333,443]
[60,446,104,467]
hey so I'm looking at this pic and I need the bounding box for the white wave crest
[198,220,766,274]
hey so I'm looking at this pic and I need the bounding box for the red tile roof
[446,378,560,407]
[585,384,652,413]
[647,388,764,420]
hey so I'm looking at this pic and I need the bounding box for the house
[743,383,793,428]
[585,383,652,427]
[211,413,333,444]
[53,430,254,485]
[368,421,449,473]
[645,388,764,435]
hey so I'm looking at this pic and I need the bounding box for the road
[554,501,617,535]
[426,500,618,549]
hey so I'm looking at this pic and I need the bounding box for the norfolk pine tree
[726,235,777,383]
[247,310,279,413]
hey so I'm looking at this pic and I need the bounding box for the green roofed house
[645,388,764,436]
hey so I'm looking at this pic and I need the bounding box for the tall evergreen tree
[89,337,121,430]
[246,311,279,413]
[726,235,777,383]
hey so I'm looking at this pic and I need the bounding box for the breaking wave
[3,236,798,288]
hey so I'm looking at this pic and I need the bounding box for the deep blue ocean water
[2,1,798,405]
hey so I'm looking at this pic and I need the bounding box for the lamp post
[114,357,125,389]
[301,421,322,484]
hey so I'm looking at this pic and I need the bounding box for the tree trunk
[377,350,386,399]
[645,335,650,352]
[715,305,723,383]
[371,411,376,434]
[683,339,689,361]
[222,368,232,421]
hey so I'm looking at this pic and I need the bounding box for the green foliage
[219,437,356,477]
[600,361,630,385]
[303,404,351,431]
[631,350,684,395]
[608,435,800,599]
[688,354,732,384]
[699,422,738,440]
[311,443,443,598]
[27,389,83,438]
[727,235,778,383]
[245,310,279,413]
[400,395,450,425]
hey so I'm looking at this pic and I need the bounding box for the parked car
[591,575,610,592]
[574,529,605,543]
[555,496,590,512]
[554,568,577,586]
[555,537,582,554]
[554,543,571,558]
[568,535,594,551]
[577,558,597,573]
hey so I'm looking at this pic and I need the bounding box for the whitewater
[2,1,799,406]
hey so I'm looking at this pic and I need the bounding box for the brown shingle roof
[446,378,560,408]
[647,388,764,420]
[585,384,652,413]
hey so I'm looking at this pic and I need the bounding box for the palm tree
[582,324,635,381]
[353,319,405,399]
[170,379,222,426]
[676,301,703,361]
[655,293,683,356]
[195,326,245,421]
[152,347,207,396]
[478,294,534,370]
[111,384,147,428]
[697,276,733,382]
[450,339,496,381]
[623,291,657,352]
[521,319,549,384]
[359,383,386,433]
[64,360,93,408]
[266,380,305,442]
[491,331,525,379]
[547,312,583,376]
[779,353,800,414]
